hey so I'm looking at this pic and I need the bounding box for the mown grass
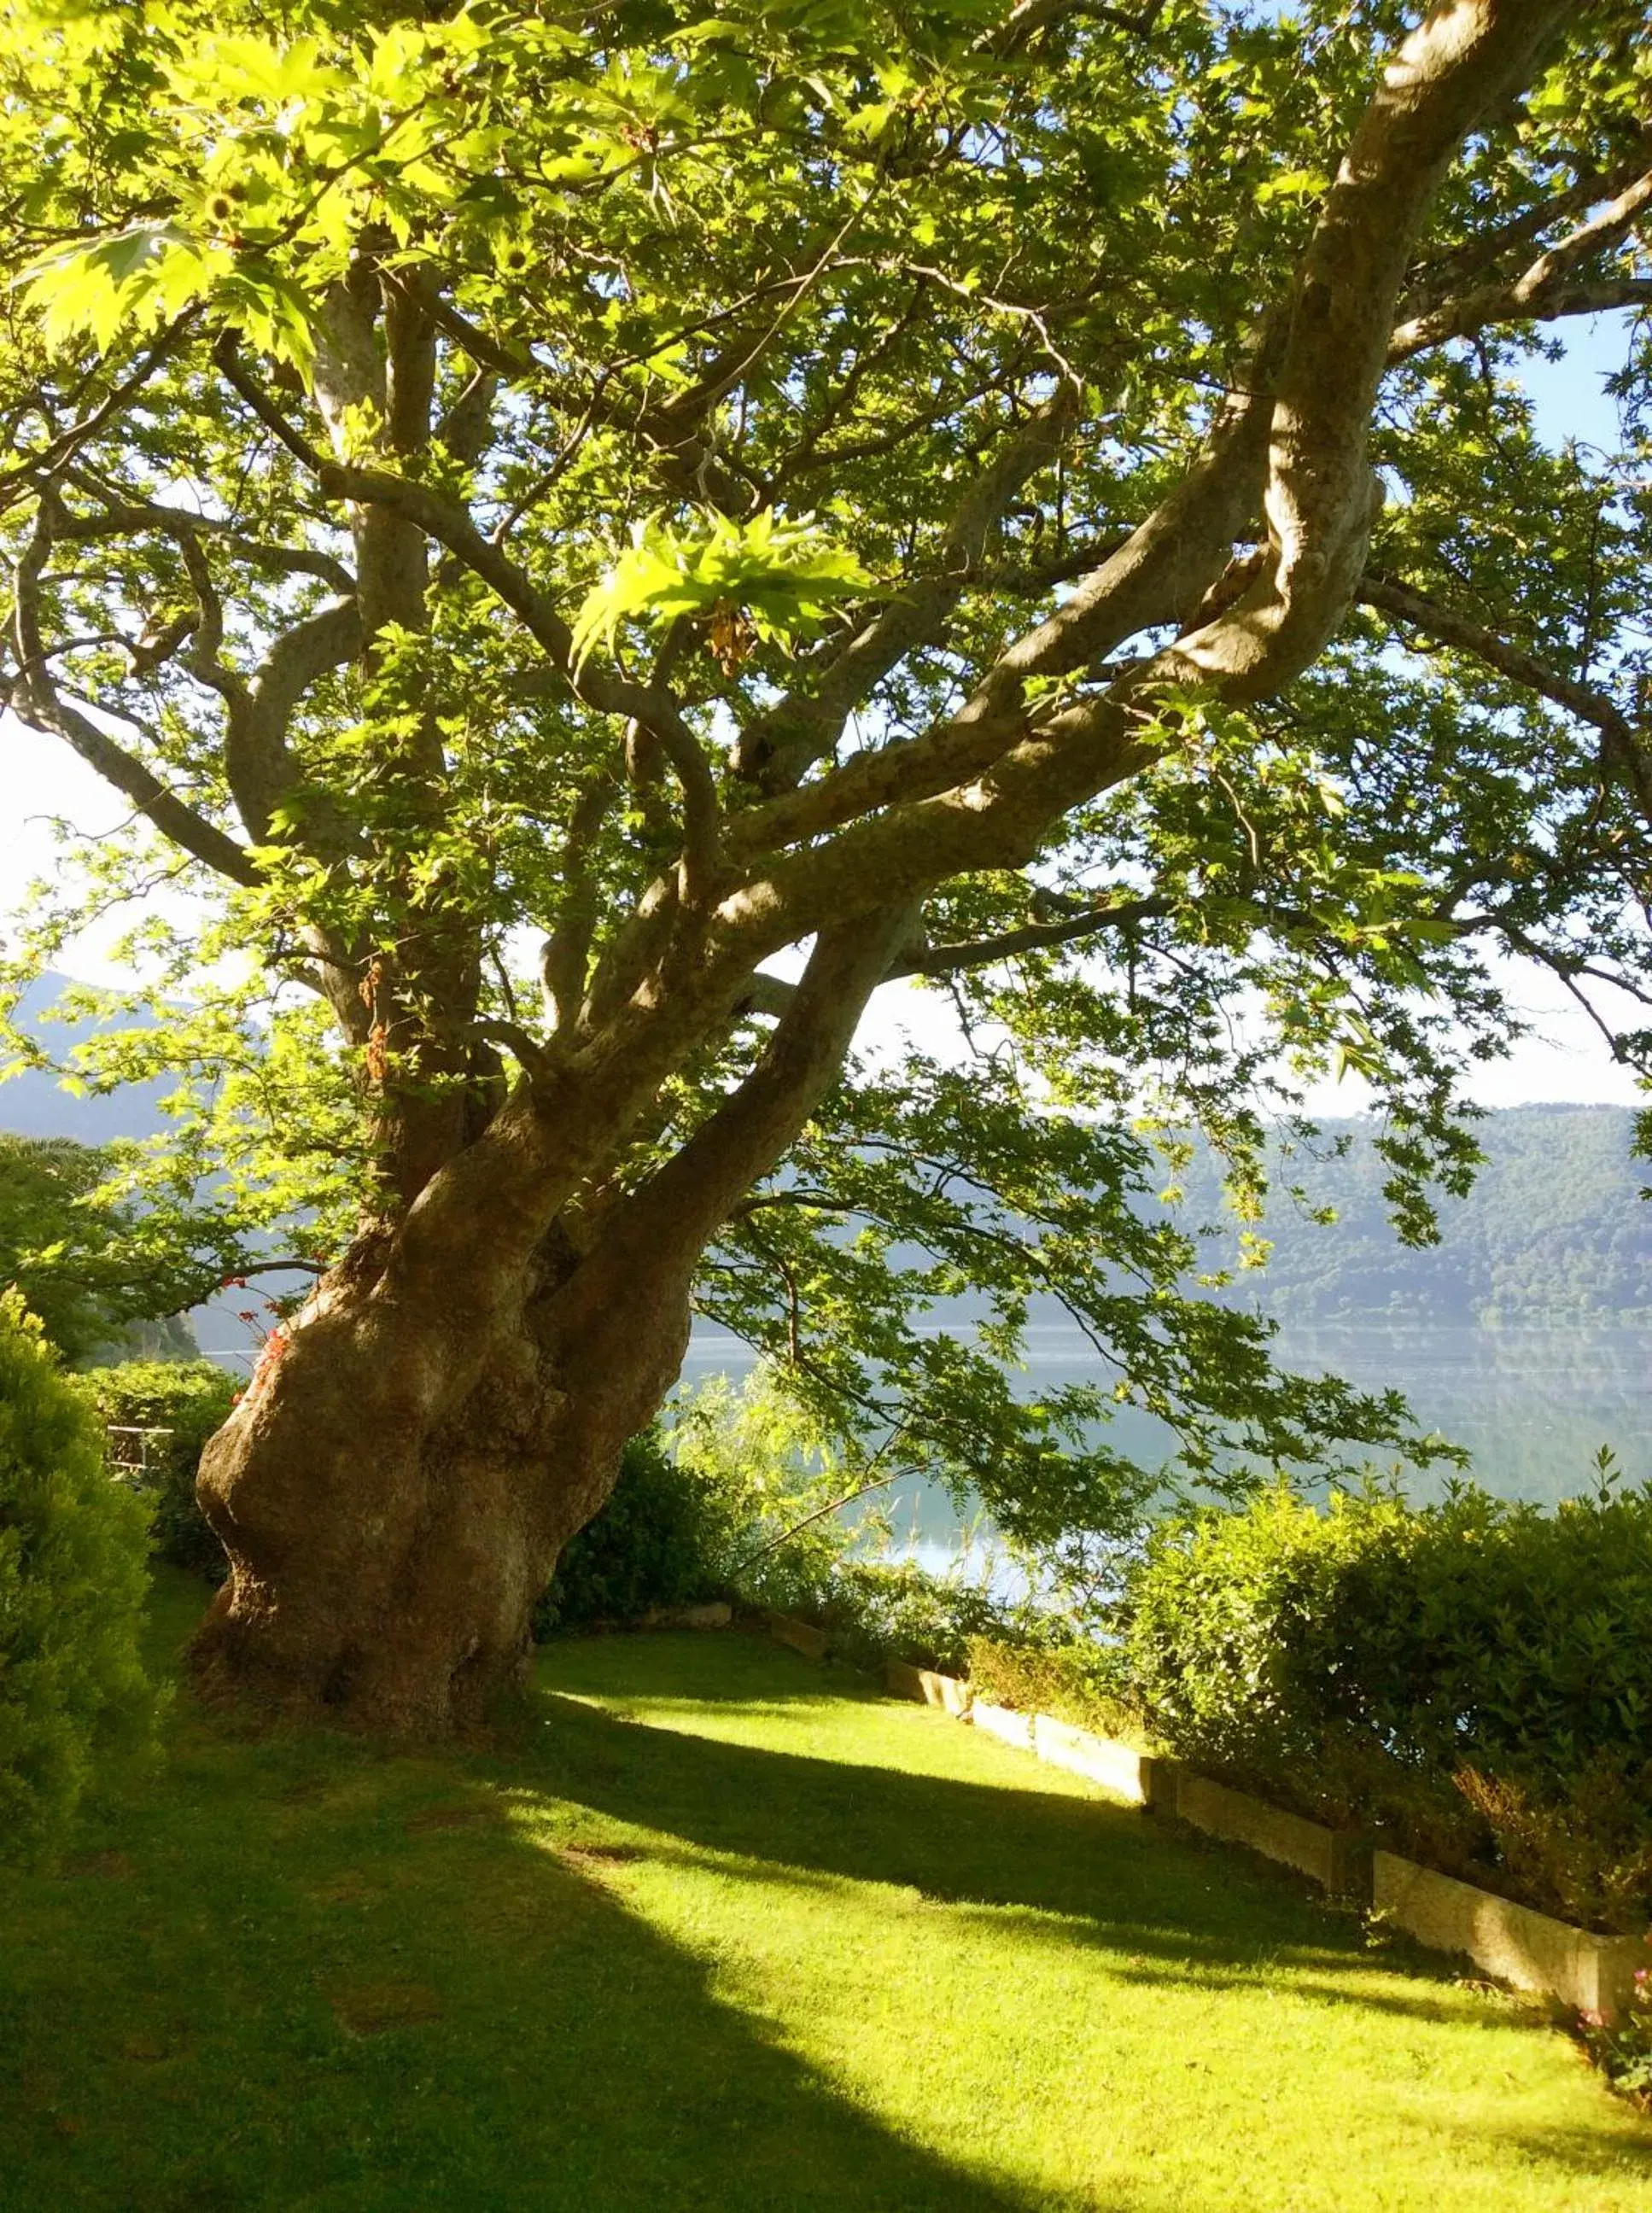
[2,1569,1649,2212]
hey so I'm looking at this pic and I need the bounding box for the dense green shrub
[804,1560,1016,1674]
[0,1292,156,1863]
[1125,1481,1652,1930]
[534,1412,1015,1673]
[966,1631,1150,1745]
[534,1430,736,1634]
[70,1362,237,1579]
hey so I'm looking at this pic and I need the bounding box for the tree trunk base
[187,1578,535,1736]
[187,1269,692,1734]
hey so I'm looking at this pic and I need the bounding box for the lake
[678,1317,1652,1571]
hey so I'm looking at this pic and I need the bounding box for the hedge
[70,1361,237,1579]
[1124,1481,1652,1932]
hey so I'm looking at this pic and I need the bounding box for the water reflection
[679,1317,1652,1572]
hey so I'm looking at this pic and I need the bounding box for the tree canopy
[0,1131,201,1364]
[2,0,1650,1657]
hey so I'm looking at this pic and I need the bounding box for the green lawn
[2,1572,1649,2211]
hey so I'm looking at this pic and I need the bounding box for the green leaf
[570,514,870,671]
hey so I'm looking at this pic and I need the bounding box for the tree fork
[190,911,914,1730]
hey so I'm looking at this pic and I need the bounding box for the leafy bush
[534,1389,1017,1673]
[70,1362,237,1579]
[1125,1480,1652,1930]
[803,1560,1016,1675]
[0,1292,156,1863]
[534,1430,735,1634]
[966,1631,1150,1746]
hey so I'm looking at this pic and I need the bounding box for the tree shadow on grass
[518,1632,1652,2051]
[501,1646,1652,2195]
[9,1612,1645,2212]
[514,1677,1439,2004]
[0,1705,1055,2213]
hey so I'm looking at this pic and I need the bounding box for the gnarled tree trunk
[192,1239,696,1731]
[191,914,908,1731]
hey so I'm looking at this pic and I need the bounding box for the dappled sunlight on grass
[0,1574,1646,2210]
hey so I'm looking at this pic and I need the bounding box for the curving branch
[707,0,1583,962]
[895,895,1176,980]
[227,598,363,848]
[5,493,260,886]
[987,0,1167,49]
[0,312,201,517]
[1358,567,1652,821]
[1389,160,1652,359]
[733,893,1175,1019]
[213,334,716,855]
[51,483,355,593]
[733,388,1081,791]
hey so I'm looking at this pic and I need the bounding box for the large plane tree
[3,0,1651,1728]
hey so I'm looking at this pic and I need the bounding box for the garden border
[763,1615,1649,2022]
[866,1650,1649,2025]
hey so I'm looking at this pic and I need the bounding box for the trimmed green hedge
[0,1293,156,1863]
[70,1362,237,1579]
[1125,1482,1652,1933]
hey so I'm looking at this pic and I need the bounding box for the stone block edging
[767,1610,832,1661]
[879,1656,1645,2023]
[885,1657,973,1716]
[1175,1772,1371,1899]
[1030,1714,1171,1808]
[971,1699,1035,1751]
[1374,1851,1645,2021]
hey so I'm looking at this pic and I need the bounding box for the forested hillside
[1206,1106,1651,1328]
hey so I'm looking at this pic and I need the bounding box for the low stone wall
[1374,1852,1644,2020]
[767,1610,831,1661]
[878,1654,1646,2023]
[971,1700,1035,1751]
[1175,1774,1370,1899]
[1030,1714,1171,1809]
[886,1657,973,1717]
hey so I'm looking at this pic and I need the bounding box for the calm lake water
[679,1318,1652,1569]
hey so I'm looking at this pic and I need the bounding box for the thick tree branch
[1169,0,1577,704]
[715,0,1580,955]
[228,599,363,847]
[540,762,622,1031]
[559,903,921,1320]
[213,335,715,850]
[733,388,1079,791]
[52,485,355,593]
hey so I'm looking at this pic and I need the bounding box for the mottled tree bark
[192,914,911,1729]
